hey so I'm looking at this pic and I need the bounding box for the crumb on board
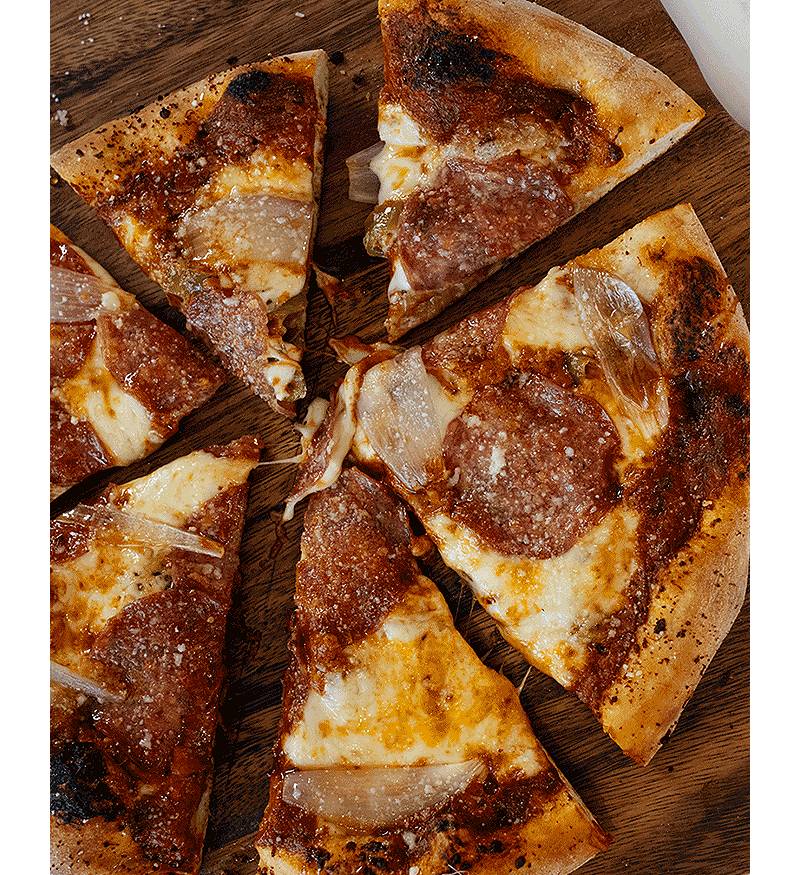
[54,108,71,128]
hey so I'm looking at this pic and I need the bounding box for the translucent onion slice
[50,661,124,703]
[178,193,312,269]
[281,761,485,830]
[346,142,384,204]
[357,347,462,491]
[65,503,224,557]
[50,265,122,323]
[572,267,670,442]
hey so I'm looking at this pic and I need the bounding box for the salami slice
[442,374,621,559]
[393,155,573,292]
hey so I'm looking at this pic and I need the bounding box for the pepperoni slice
[442,374,621,559]
[394,154,573,291]
[50,323,96,387]
[296,469,418,667]
[97,307,223,433]
[50,397,110,491]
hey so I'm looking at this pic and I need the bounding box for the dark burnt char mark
[293,468,419,671]
[442,372,622,560]
[258,761,565,872]
[96,306,223,434]
[51,739,122,824]
[572,258,749,708]
[382,4,622,166]
[392,155,573,293]
[92,68,318,270]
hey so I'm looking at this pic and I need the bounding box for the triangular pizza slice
[365,0,704,338]
[290,203,749,765]
[50,225,225,499]
[51,52,328,415]
[257,467,610,874]
[51,436,260,874]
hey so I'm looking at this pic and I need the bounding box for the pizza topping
[96,306,223,431]
[64,503,225,557]
[50,397,110,493]
[281,761,486,830]
[346,141,384,203]
[177,192,313,293]
[357,347,462,491]
[572,267,669,442]
[50,661,124,703]
[50,265,125,323]
[391,156,573,292]
[442,373,621,559]
[296,469,420,667]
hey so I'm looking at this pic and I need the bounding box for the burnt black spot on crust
[51,740,121,823]
[411,20,499,90]
[226,69,277,103]
[654,618,667,634]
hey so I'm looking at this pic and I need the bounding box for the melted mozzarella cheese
[56,336,155,465]
[283,578,545,778]
[425,506,640,686]
[117,450,255,526]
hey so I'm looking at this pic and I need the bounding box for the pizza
[50,52,329,416]
[287,203,750,765]
[257,467,610,874]
[359,0,704,338]
[50,436,260,874]
[50,225,224,500]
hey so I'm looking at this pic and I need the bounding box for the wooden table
[51,1,749,872]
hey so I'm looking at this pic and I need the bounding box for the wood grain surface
[50,1,749,873]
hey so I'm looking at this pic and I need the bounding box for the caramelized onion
[50,265,122,323]
[572,267,669,441]
[346,142,384,204]
[65,503,224,557]
[357,347,461,491]
[178,193,312,268]
[364,200,403,257]
[281,761,485,830]
[50,661,124,703]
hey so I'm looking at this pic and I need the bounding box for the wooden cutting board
[50,1,749,872]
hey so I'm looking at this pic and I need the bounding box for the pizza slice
[257,467,610,874]
[360,0,704,338]
[289,203,749,765]
[51,436,260,874]
[50,225,225,499]
[51,52,328,415]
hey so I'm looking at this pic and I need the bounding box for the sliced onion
[178,193,313,267]
[50,661,124,703]
[50,265,122,323]
[357,347,462,491]
[364,200,403,257]
[65,503,224,558]
[572,267,669,441]
[281,761,485,830]
[346,142,384,204]
[329,336,401,366]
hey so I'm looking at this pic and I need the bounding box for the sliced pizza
[289,204,749,765]
[50,436,260,874]
[51,52,329,415]
[257,467,610,874]
[50,225,224,499]
[360,0,704,338]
